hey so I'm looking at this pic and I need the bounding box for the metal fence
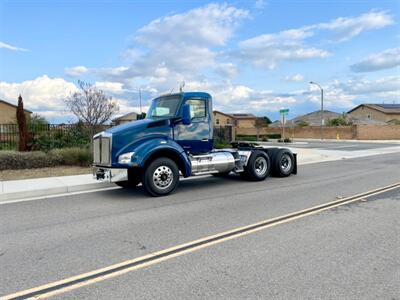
[0,124,111,151]
[213,126,234,142]
[1,123,235,150]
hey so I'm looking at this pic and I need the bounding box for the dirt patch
[0,166,92,181]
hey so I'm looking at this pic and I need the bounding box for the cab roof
[157,92,212,99]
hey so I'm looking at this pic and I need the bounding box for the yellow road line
[2,181,399,300]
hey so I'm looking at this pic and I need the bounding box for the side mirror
[182,104,191,125]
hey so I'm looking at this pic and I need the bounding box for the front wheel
[241,150,270,181]
[142,158,179,196]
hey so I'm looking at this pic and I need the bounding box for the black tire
[115,181,133,188]
[241,150,270,181]
[271,149,294,177]
[142,157,179,196]
[115,169,142,188]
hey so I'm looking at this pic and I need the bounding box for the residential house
[290,110,341,126]
[213,111,235,127]
[347,104,400,124]
[213,111,257,128]
[0,99,32,124]
[230,113,257,128]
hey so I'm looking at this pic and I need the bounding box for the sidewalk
[0,174,115,202]
[292,138,400,144]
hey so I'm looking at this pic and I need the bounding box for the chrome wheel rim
[153,166,173,189]
[254,157,268,176]
[280,154,292,173]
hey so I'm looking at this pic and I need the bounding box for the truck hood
[105,118,173,159]
[106,118,158,135]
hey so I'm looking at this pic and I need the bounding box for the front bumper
[93,167,128,182]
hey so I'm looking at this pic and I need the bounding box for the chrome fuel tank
[190,152,235,175]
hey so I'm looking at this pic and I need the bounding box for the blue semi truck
[93,92,297,196]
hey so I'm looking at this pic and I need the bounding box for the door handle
[201,138,209,142]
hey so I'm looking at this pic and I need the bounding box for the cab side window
[186,99,206,120]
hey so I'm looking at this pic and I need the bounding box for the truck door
[174,97,213,154]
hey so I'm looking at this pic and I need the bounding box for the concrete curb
[0,174,115,203]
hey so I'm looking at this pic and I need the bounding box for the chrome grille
[93,133,112,166]
[101,137,111,165]
[93,137,100,164]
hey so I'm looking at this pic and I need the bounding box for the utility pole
[309,81,324,141]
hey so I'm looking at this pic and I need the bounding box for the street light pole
[309,81,324,141]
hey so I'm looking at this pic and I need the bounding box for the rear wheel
[241,150,270,181]
[272,149,294,177]
[142,158,179,196]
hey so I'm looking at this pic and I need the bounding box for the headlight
[118,152,135,164]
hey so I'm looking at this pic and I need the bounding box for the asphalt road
[1,153,400,299]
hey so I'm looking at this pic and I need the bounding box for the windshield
[147,96,181,119]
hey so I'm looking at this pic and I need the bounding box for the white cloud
[285,74,305,82]
[65,66,89,77]
[214,63,238,78]
[96,3,248,87]
[0,75,77,111]
[187,80,299,113]
[350,47,400,72]
[316,10,394,42]
[238,29,330,69]
[254,0,266,9]
[0,41,29,52]
[136,3,248,47]
[0,76,79,122]
[95,81,125,94]
[306,76,400,109]
[336,76,400,97]
[308,85,356,108]
[236,10,393,70]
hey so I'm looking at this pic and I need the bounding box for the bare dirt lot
[0,166,91,181]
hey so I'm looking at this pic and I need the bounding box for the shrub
[32,131,68,152]
[0,141,17,151]
[49,147,92,167]
[213,136,231,149]
[327,117,349,126]
[0,151,54,170]
[266,133,281,139]
[278,138,292,143]
[236,135,258,141]
[0,147,92,170]
[31,123,91,152]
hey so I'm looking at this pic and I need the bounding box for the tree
[16,94,28,151]
[262,116,272,125]
[29,113,48,126]
[327,117,348,126]
[64,80,119,137]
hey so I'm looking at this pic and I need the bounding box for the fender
[131,138,191,177]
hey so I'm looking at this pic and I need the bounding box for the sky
[0,0,399,123]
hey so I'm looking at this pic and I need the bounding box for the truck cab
[93,92,296,196]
